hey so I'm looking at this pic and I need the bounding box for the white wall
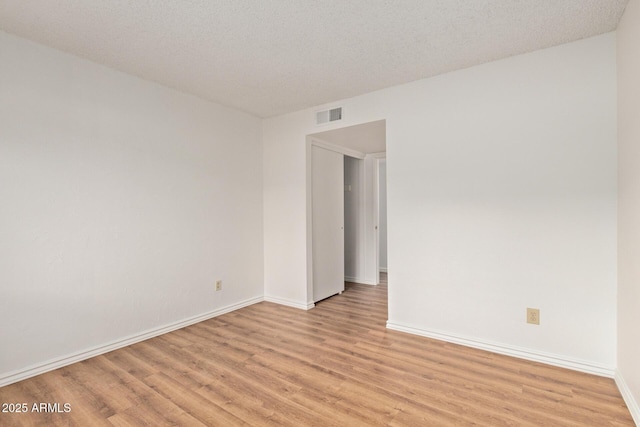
[616,0,640,421]
[379,160,387,272]
[263,33,617,373]
[387,33,617,374]
[262,116,311,308]
[0,31,264,384]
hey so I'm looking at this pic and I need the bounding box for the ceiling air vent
[316,107,342,125]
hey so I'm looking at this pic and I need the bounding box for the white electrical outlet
[215,280,222,291]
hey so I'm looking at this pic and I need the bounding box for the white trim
[0,296,264,387]
[615,369,640,425]
[379,268,387,273]
[305,137,314,311]
[386,321,615,378]
[310,138,366,160]
[264,295,315,310]
[366,151,387,159]
[345,276,377,286]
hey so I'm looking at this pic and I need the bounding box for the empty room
[1,1,639,425]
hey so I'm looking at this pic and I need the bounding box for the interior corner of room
[1,0,639,424]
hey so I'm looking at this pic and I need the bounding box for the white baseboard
[345,276,377,286]
[615,369,640,425]
[264,295,315,310]
[0,296,264,387]
[386,321,615,378]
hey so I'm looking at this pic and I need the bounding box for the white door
[312,145,345,302]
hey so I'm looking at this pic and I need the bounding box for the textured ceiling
[0,1,630,118]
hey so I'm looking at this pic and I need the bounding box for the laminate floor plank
[0,274,634,425]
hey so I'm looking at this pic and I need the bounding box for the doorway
[378,159,388,277]
[307,120,386,304]
[374,155,387,284]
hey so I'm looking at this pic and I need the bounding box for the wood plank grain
[0,274,634,426]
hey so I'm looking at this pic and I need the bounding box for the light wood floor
[0,274,634,426]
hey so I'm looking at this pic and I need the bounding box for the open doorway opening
[307,119,386,304]
[344,156,361,285]
[344,154,387,286]
[378,158,388,280]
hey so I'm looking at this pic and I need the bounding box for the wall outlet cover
[527,308,540,325]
